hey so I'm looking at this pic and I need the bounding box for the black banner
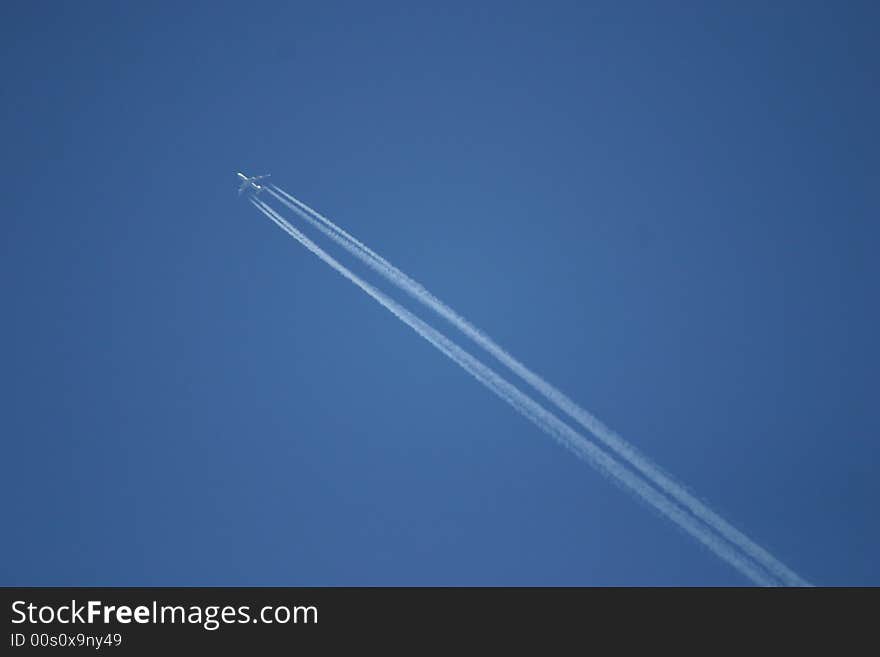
[1,587,872,651]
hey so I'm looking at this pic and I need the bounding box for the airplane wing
[238,180,250,195]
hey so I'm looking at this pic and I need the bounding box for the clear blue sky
[1,1,877,585]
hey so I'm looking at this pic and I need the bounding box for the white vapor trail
[266,185,810,587]
[250,197,780,586]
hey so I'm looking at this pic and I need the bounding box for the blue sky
[1,1,877,585]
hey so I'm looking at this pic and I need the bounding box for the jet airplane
[236,172,270,196]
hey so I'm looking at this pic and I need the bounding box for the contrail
[267,185,810,586]
[250,196,780,586]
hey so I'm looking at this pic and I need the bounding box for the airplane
[236,172,271,196]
